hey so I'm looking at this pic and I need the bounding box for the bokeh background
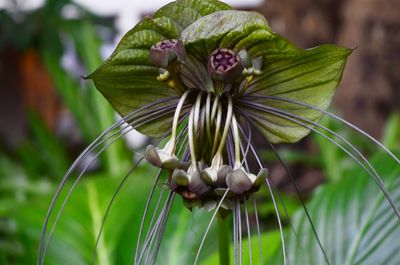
[0,0,399,264]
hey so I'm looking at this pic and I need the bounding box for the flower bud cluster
[145,142,269,211]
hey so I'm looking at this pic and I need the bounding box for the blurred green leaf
[382,113,400,151]
[13,111,70,180]
[262,148,322,168]
[67,20,130,176]
[271,152,400,265]
[313,116,349,182]
[8,165,218,264]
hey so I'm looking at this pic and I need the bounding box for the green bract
[89,0,351,143]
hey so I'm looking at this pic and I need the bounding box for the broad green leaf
[246,45,352,143]
[181,10,351,143]
[154,0,232,29]
[271,153,400,265]
[181,10,274,59]
[88,17,177,137]
[89,0,231,137]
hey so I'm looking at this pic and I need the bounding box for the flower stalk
[218,216,231,265]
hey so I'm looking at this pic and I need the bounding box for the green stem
[218,216,230,265]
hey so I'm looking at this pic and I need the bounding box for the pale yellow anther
[157,70,171,81]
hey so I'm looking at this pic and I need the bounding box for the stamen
[231,115,242,169]
[171,90,191,142]
[193,92,203,136]
[205,93,212,141]
[188,104,197,167]
[144,90,191,170]
[212,104,223,156]
[211,95,220,127]
[216,94,234,154]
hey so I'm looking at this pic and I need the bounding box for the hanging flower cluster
[145,38,271,211]
[84,0,355,262]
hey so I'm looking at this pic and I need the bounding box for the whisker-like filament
[245,95,400,165]
[239,100,400,220]
[244,200,253,265]
[135,123,189,262]
[137,191,174,264]
[227,132,235,166]
[138,189,166,264]
[91,157,146,265]
[193,189,230,265]
[240,117,252,167]
[37,97,179,264]
[252,196,263,264]
[144,149,190,265]
[239,125,288,265]
[238,201,243,265]
[236,110,309,264]
[267,143,328,265]
[263,165,289,265]
[233,199,239,265]
[235,119,290,264]
[147,193,175,265]
[135,170,164,264]
[40,104,182,263]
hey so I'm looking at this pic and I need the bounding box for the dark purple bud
[226,168,253,194]
[144,144,180,170]
[208,48,244,81]
[150,39,186,68]
[216,165,232,188]
[188,170,210,196]
[172,169,190,186]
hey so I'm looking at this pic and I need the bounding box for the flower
[87,0,352,210]
[38,0,400,264]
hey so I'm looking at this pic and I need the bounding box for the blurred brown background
[258,0,400,138]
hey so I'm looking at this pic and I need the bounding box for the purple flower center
[210,48,239,73]
[155,39,178,50]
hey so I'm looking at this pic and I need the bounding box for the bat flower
[38,1,400,265]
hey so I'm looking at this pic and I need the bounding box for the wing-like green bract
[181,10,351,143]
[89,0,232,137]
[247,45,352,143]
[90,1,351,142]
